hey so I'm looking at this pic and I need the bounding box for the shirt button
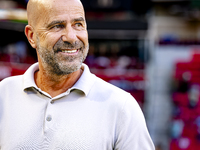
[46,115,52,122]
[50,100,54,104]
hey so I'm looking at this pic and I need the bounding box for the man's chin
[57,61,82,75]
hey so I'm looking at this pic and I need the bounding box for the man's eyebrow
[73,17,85,22]
[46,17,85,28]
[47,20,65,28]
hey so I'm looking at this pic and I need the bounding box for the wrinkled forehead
[48,0,84,16]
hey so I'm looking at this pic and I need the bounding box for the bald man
[0,0,155,149]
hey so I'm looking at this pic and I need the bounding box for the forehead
[46,0,84,19]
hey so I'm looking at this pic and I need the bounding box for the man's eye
[75,23,82,27]
[51,24,64,30]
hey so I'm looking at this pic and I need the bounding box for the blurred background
[1,0,200,149]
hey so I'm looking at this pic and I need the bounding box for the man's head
[25,0,89,75]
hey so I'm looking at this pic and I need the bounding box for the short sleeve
[114,94,155,150]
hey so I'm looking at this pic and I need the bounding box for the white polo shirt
[0,63,155,150]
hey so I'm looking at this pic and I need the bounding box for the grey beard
[38,47,88,76]
[36,39,89,76]
[47,51,84,76]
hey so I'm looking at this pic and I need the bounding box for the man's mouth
[57,48,80,54]
[63,49,78,53]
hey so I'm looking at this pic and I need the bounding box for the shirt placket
[43,90,71,134]
[43,97,58,134]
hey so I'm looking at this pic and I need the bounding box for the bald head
[27,0,83,27]
[27,0,47,27]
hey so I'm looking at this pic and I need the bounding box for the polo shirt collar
[72,64,96,96]
[23,62,96,97]
[23,62,39,91]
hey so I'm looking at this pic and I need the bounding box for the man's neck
[34,67,83,98]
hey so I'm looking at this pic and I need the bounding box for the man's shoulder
[90,75,133,102]
[0,75,23,88]
[90,75,140,115]
[94,76,129,94]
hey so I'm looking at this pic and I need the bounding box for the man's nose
[61,25,77,44]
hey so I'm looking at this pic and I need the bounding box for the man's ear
[25,25,37,49]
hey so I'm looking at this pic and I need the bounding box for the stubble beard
[36,38,89,76]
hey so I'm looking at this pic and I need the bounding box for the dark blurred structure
[82,0,152,15]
